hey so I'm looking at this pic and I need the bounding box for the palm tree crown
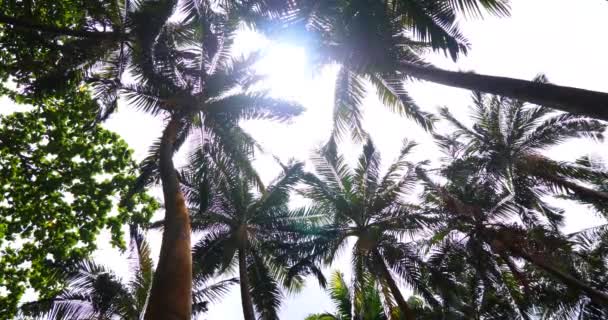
[297,138,434,319]
[185,148,316,320]
[437,84,607,227]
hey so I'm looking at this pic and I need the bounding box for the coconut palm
[7,2,608,122]
[420,172,535,319]
[88,3,304,319]
[266,0,608,128]
[18,234,237,320]
[304,271,441,320]
[422,241,530,319]
[418,162,608,310]
[2,2,303,318]
[294,138,436,320]
[518,223,608,319]
[0,0,295,97]
[305,271,390,320]
[564,156,608,215]
[436,84,607,227]
[183,148,318,320]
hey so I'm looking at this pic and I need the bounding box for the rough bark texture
[0,14,117,38]
[399,61,608,121]
[145,117,192,320]
[239,247,256,320]
[374,250,415,320]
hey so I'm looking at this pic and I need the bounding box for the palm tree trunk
[144,117,192,320]
[238,247,256,320]
[398,61,608,121]
[373,250,415,320]
[513,248,608,306]
[0,14,118,38]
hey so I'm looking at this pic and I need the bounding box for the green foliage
[437,88,607,227]
[295,138,438,318]
[419,93,608,317]
[19,234,236,319]
[0,0,122,97]
[3,1,608,319]
[184,145,318,319]
[0,91,157,317]
[306,271,387,320]
[264,0,509,140]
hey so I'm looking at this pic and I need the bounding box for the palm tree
[295,138,435,320]
[528,225,608,319]
[7,1,608,122]
[87,3,303,319]
[420,173,535,319]
[564,156,608,215]
[437,84,607,227]
[418,163,608,309]
[0,0,295,97]
[3,2,303,318]
[183,148,316,320]
[265,0,608,131]
[18,234,237,319]
[423,240,530,319]
[305,271,390,320]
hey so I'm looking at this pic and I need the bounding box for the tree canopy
[1,1,608,319]
[0,91,157,316]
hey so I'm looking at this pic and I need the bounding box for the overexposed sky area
[7,0,608,318]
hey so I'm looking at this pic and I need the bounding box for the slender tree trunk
[513,248,608,306]
[144,117,192,320]
[373,250,415,320]
[0,14,118,38]
[398,61,608,121]
[238,247,256,320]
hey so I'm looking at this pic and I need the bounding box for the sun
[233,28,311,100]
[255,44,310,98]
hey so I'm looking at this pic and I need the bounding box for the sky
[6,0,608,318]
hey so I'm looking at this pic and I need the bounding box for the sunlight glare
[255,44,310,99]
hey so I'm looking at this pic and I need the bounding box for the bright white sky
[8,0,608,318]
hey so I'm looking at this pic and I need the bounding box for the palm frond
[192,277,239,316]
[328,271,352,319]
[392,0,470,60]
[448,0,510,18]
[192,230,237,279]
[253,161,304,214]
[369,73,436,131]
[354,138,382,205]
[332,67,367,142]
[248,250,283,320]
[205,91,304,123]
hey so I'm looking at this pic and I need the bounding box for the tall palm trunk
[398,61,608,121]
[0,14,117,38]
[238,246,256,320]
[145,117,192,320]
[373,250,415,320]
[510,247,608,306]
